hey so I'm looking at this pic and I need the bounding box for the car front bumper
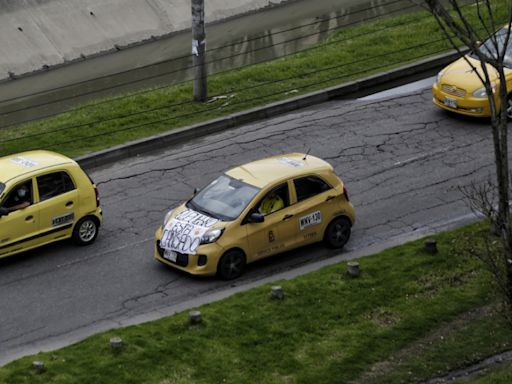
[432,82,493,117]
[154,226,224,276]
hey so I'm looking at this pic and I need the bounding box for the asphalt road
[0,86,500,365]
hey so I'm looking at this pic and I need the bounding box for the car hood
[166,204,231,230]
[440,55,499,91]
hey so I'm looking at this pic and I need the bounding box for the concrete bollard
[347,261,360,277]
[189,310,202,325]
[32,361,45,374]
[109,337,123,352]
[271,286,284,300]
[425,239,438,254]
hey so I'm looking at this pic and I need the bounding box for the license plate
[163,249,177,262]
[443,97,457,109]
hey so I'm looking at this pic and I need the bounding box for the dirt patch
[351,305,494,384]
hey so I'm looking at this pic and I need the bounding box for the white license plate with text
[164,249,177,262]
[443,97,457,109]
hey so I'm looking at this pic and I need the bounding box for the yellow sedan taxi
[0,151,102,259]
[155,153,355,279]
[432,26,512,118]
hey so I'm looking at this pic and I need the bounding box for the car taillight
[94,187,100,207]
[343,186,350,201]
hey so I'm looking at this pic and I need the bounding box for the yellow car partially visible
[432,26,512,118]
[155,153,355,279]
[0,150,102,259]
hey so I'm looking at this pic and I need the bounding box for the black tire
[72,216,99,246]
[506,94,512,120]
[217,249,246,280]
[324,217,351,249]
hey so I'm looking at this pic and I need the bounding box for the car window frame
[292,175,333,203]
[0,179,35,211]
[251,181,291,217]
[36,170,77,202]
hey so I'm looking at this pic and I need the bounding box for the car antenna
[303,148,311,160]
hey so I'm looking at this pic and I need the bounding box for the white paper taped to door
[160,209,218,255]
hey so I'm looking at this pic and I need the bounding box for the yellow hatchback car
[155,153,355,279]
[432,26,512,118]
[0,151,102,259]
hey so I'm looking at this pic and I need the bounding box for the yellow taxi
[432,26,512,118]
[155,153,355,279]
[0,151,102,259]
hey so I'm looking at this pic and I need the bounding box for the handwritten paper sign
[160,209,218,255]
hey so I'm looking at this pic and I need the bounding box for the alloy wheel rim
[332,222,348,245]
[79,220,96,242]
[226,254,242,277]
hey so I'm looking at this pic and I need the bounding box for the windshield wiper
[187,199,223,220]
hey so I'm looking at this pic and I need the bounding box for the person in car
[6,185,31,212]
[259,190,284,215]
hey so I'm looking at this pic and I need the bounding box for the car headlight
[163,209,174,227]
[436,69,445,84]
[473,84,496,98]
[201,228,224,244]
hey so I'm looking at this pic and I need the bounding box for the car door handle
[66,201,74,207]
[326,195,336,202]
[25,215,34,222]
[283,214,294,221]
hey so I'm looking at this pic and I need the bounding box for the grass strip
[1,222,511,383]
[0,0,508,158]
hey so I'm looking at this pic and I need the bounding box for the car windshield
[187,175,260,221]
[470,27,512,68]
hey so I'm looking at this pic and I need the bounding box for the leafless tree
[421,0,512,315]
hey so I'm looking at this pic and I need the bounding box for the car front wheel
[506,94,512,120]
[324,217,351,249]
[72,217,99,246]
[217,249,246,280]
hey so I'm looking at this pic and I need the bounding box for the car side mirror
[0,207,8,217]
[246,212,264,224]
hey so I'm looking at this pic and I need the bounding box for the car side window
[257,183,289,216]
[37,172,76,201]
[294,176,331,202]
[1,180,34,212]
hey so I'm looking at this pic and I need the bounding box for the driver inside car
[5,184,32,213]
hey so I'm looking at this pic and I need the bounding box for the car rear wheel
[72,217,99,246]
[324,217,351,249]
[217,249,246,280]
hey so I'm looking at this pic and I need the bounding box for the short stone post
[32,361,45,374]
[110,337,123,352]
[271,286,284,300]
[347,261,360,277]
[425,239,438,254]
[189,310,202,325]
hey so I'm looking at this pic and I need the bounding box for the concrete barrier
[0,0,283,81]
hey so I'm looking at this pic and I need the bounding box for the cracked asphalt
[0,87,503,365]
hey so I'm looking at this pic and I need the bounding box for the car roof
[225,153,333,188]
[0,150,76,185]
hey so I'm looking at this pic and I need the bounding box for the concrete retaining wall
[0,0,286,80]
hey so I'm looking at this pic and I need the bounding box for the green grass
[0,1,508,158]
[1,222,512,383]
